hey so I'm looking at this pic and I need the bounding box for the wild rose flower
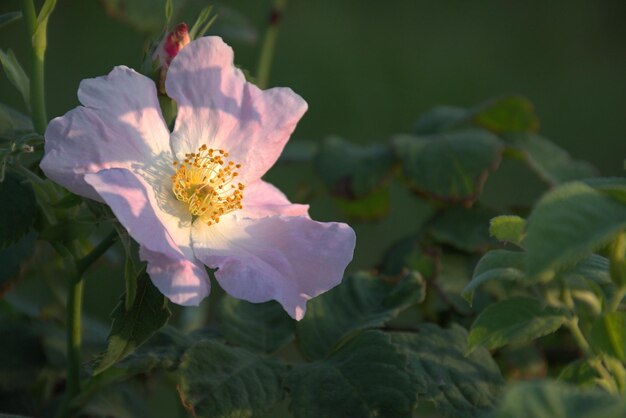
[41,36,356,320]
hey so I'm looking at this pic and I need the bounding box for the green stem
[255,0,288,89]
[21,0,49,134]
[566,317,591,354]
[56,231,118,418]
[608,233,626,311]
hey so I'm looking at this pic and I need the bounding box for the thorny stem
[21,0,50,134]
[255,0,288,89]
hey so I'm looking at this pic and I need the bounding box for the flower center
[171,145,245,225]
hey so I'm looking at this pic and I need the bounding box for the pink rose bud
[154,23,191,93]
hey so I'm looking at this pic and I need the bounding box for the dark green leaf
[525,181,626,276]
[590,312,626,362]
[489,215,526,246]
[279,140,318,164]
[471,96,539,133]
[0,232,36,296]
[178,340,286,418]
[314,136,394,199]
[335,188,390,222]
[429,205,498,252]
[413,106,468,134]
[463,250,526,303]
[286,331,418,418]
[0,172,37,247]
[0,11,22,29]
[296,271,425,359]
[492,381,626,418]
[468,297,568,353]
[0,103,32,139]
[0,49,29,109]
[218,297,294,354]
[39,219,95,244]
[378,235,438,277]
[392,324,504,418]
[95,271,171,374]
[505,133,597,185]
[393,130,502,204]
[0,319,46,391]
[584,177,626,205]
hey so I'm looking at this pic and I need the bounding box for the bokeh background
[1,1,625,415]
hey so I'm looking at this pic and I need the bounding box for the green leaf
[286,330,418,418]
[95,271,171,374]
[0,319,46,391]
[463,250,526,303]
[314,136,395,199]
[178,340,286,418]
[33,0,57,55]
[558,359,599,388]
[39,219,95,244]
[378,235,438,277]
[584,177,626,205]
[335,187,390,222]
[393,130,502,204]
[296,271,425,359]
[471,96,539,133]
[490,215,526,245]
[164,0,173,25]
[590,312,626,362]
[279,140,318,164]
[189,4,216,40]
[413,106,468,134]
[0,11,22,29]
[218,296,294,354]
[467,297,568,353]
[0,172,37,248]
[0,49,30,109]
[505,133,597,185]
[0,232,36,296]
[525,181,626,276]
[0,103,33,139]
[492,381,626,418]
[429,205,498,252]
[392,324,504,418]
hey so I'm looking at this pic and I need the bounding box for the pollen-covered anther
[171,145,245,225]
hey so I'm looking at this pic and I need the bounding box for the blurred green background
[1,0,625,310]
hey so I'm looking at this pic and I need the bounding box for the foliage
[0,1,624,418]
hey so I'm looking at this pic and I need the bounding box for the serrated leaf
[218,297,294,354]
[505,133,597,185]
[392,324,504,418]
[95,271,170,374]
[178,340,286,418]
[471,96,539,133]
[286,330,418,418]
[463,250,526,303]
[393,130,502,204]
[0,11,22,29]
[525,181,626,276]
[489,215,526,245]
[314,136,394,199]
[429,205,498,252]
[492,381,626,418]
[0,172,37,247]
[296,271,425,359]
[0,49,30,109]
[590,312,626,362]
[413,106,468,134]
[468,297,568,353]
[0,232,36,296]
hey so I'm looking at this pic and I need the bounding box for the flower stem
[255,0,288,89]
[21,0,51,134]
[56,231,118,418]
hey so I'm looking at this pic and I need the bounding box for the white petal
[240,180,309,219]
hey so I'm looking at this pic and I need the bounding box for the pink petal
[41,66,171,200]
[84,168,209,305]
[191,215,356,320]
[241,180,309,219]
[165,37,308,184]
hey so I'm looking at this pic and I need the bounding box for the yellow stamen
[171,145,245,225]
